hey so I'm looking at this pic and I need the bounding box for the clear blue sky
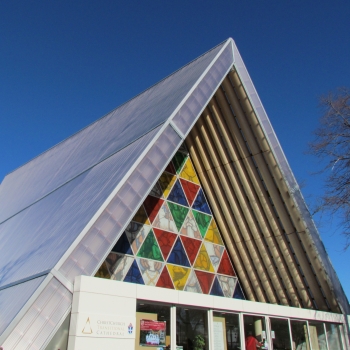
[1,1,349,302]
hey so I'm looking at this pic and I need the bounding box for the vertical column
[288,319,294,350]
[264,316,271,350]
[171,306,176,350]
[208,309,214,350]
[239,313,245,350]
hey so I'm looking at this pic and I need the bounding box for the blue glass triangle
[192,189,211,214]
[167,180,189,207]
[233,281,245,299]
[167,237,191,267]
[111,232,133,255]
[210,277,224,297]
[123,260,144,284]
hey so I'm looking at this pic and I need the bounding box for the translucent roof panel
[0,275,46,336]
[0,41,227,223]
[0,126,161,289]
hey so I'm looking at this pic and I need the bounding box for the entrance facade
[65,276,347,350]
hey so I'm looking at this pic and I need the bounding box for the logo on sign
[128,323,133,334]
[82,317,93,334]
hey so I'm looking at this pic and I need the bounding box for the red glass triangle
[217,250,236,276]
[180,178,200,206]
[156,266,174,289]
[195,270,214,294]
[165,161,176,175]
[180,236,202,265]
[153,228,177,260]
[143,196,164,223]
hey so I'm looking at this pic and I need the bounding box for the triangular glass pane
[167,237,191,267]
[178,142,188,155]
[137,258,163,286]
[180,210,201,239]
[95,261,111,279]
[124,221,150,254]
[172,152,188,174]
[179,158,200,184]
[104,253,134,281]
[184,270,202,294]
[156,265,174,289]
[217,250,236,276]
[204,242,224,271]
[132,205,150,225]
[153,202,177,233]
[158,172,177,198]
[192,188,211,215]
[111,232,133,255]
[192,210,212,238]
[167,264,190,290]
[204,219,224,245]
[164,161,176,175]
[149,181,164,198]
[143,196,164,223]
[137,229,163,261]
[210,277,224,297]
[167,179,189,207]
[167,202,189,232]
[217,275,237,298]
[233,281,245,299]
[153,228,177,260]
[195,270,214,294]
[124,259,144,285]
[193,243,215,272]
[180,178,200,206]
[180,236,202,265]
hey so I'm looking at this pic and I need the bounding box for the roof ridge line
[4,39,230,179]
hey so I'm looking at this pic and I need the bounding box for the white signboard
[76,312,136,339]
[213,321,225,350]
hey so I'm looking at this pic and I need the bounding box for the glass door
[243,314,268,349]
[269,317,292,350]
[290,320,310,350]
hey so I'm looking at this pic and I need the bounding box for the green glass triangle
[172,152,188,174]
[192,210,212,238]
[137,229,163,261]
[167,202,189,231]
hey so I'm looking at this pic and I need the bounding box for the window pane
[213,312,241,350]
[325,323,344,350]
[309,321,327,350]
[270,318,291,350]
[176,307,208,350]
[290,320,310,350]
[243,314,267,349]
[136,302,171,349]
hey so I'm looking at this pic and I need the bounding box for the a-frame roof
[0,38,348,349]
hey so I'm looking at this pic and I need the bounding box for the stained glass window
[95,143,245,299]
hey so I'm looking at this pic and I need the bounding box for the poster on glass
[140,319,166,347]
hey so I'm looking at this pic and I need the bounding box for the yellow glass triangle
[194,244,215,272]
[158,172,177,198]
[204,219,224,245]
[179,158,200,184]
[132,205,150,225]
[167,264,190,290]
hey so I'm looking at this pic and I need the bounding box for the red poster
[140,319,166,346]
